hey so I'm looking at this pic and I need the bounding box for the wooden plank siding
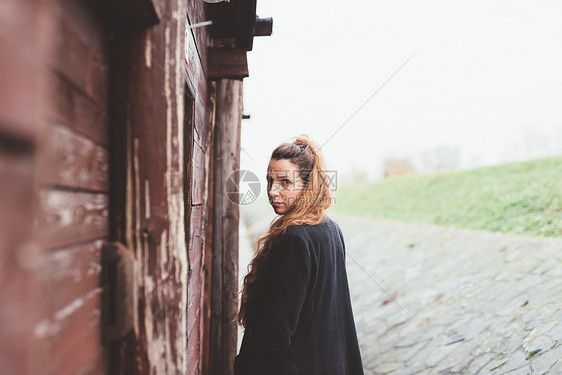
[45,71,109,147]
[37,288,104,375]
[34,1,110,374]
[186,0,209,79]
[39,124,109,191]
[38,190,109,250]
[0,1,50,142]
[1,0,264,373]
[0,0,51,372]
[106,0,215,373]
[39,240,105,314]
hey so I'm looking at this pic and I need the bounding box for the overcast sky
[240,0,562,183]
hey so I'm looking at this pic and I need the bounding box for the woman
[234,136,364,374]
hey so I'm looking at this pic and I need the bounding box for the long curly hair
[237,135,332,327]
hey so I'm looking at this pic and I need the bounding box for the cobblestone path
[238,207,562,374]
[337,214,562,375]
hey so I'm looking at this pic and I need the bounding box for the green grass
[332,156,562,238]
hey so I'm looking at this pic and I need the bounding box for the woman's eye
[282,179,292,185]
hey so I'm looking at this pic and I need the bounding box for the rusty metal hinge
[101,242,136,343]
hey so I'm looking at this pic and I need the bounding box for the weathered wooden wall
[104,0,220,372]
[1,0,215,373]
[35,1,110,373]
[107,0,215,373]
[0,1,51,373]
[0,0,263,373]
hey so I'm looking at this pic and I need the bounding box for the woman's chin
[271,205,286,215]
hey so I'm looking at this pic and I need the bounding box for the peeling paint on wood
[25,2,111,374]
[38,189,109,250]
[144,180,151,219]
[34,287,104,374]
[39,239,104,315]
[185,20,202,99]
[145,31,152,68]
[40,124,109,191]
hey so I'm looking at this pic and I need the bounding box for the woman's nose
[268,182,281,196]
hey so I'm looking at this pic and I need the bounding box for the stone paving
[238,205,562,374]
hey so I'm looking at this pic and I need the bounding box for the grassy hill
[332,156,562,238]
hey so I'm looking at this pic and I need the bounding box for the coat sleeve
[234,233,311,374]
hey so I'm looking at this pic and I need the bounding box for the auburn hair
[237,135,332,327]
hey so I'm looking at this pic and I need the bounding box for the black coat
[234,216,364,375]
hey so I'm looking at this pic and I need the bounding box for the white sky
[240,0,562,183]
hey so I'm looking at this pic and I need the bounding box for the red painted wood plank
[38,189,109,250]
[190,250,203,280]
[186,0,209,77]
[48,1,108,108]
[0,2,51,373]
[193,88,208,149]
[191,144,206,206]
[46,71,108,146]
[0,0,47,143]
[187,317,201,373]
[39,124,109,191]
[195,80,215,157]
[188,287,201,335]
[0,151,41,375]
[185,14,210,150]
[185,26,203,93]
[36,288,104,375]
[72,348,108,375]
[189,207,204,270]
[49,340,106,375]
[39,239,103,316]
[189,205,203,239]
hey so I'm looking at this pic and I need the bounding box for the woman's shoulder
[283,215,341,241]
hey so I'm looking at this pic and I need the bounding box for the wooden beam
[235,0,256,50]
[206,0,263,50]
[254,17,273,37]
[208,47,249,80]
[210,78,242,375]
[105,0,159,28]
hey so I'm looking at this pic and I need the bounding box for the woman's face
[266,158,305,215]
